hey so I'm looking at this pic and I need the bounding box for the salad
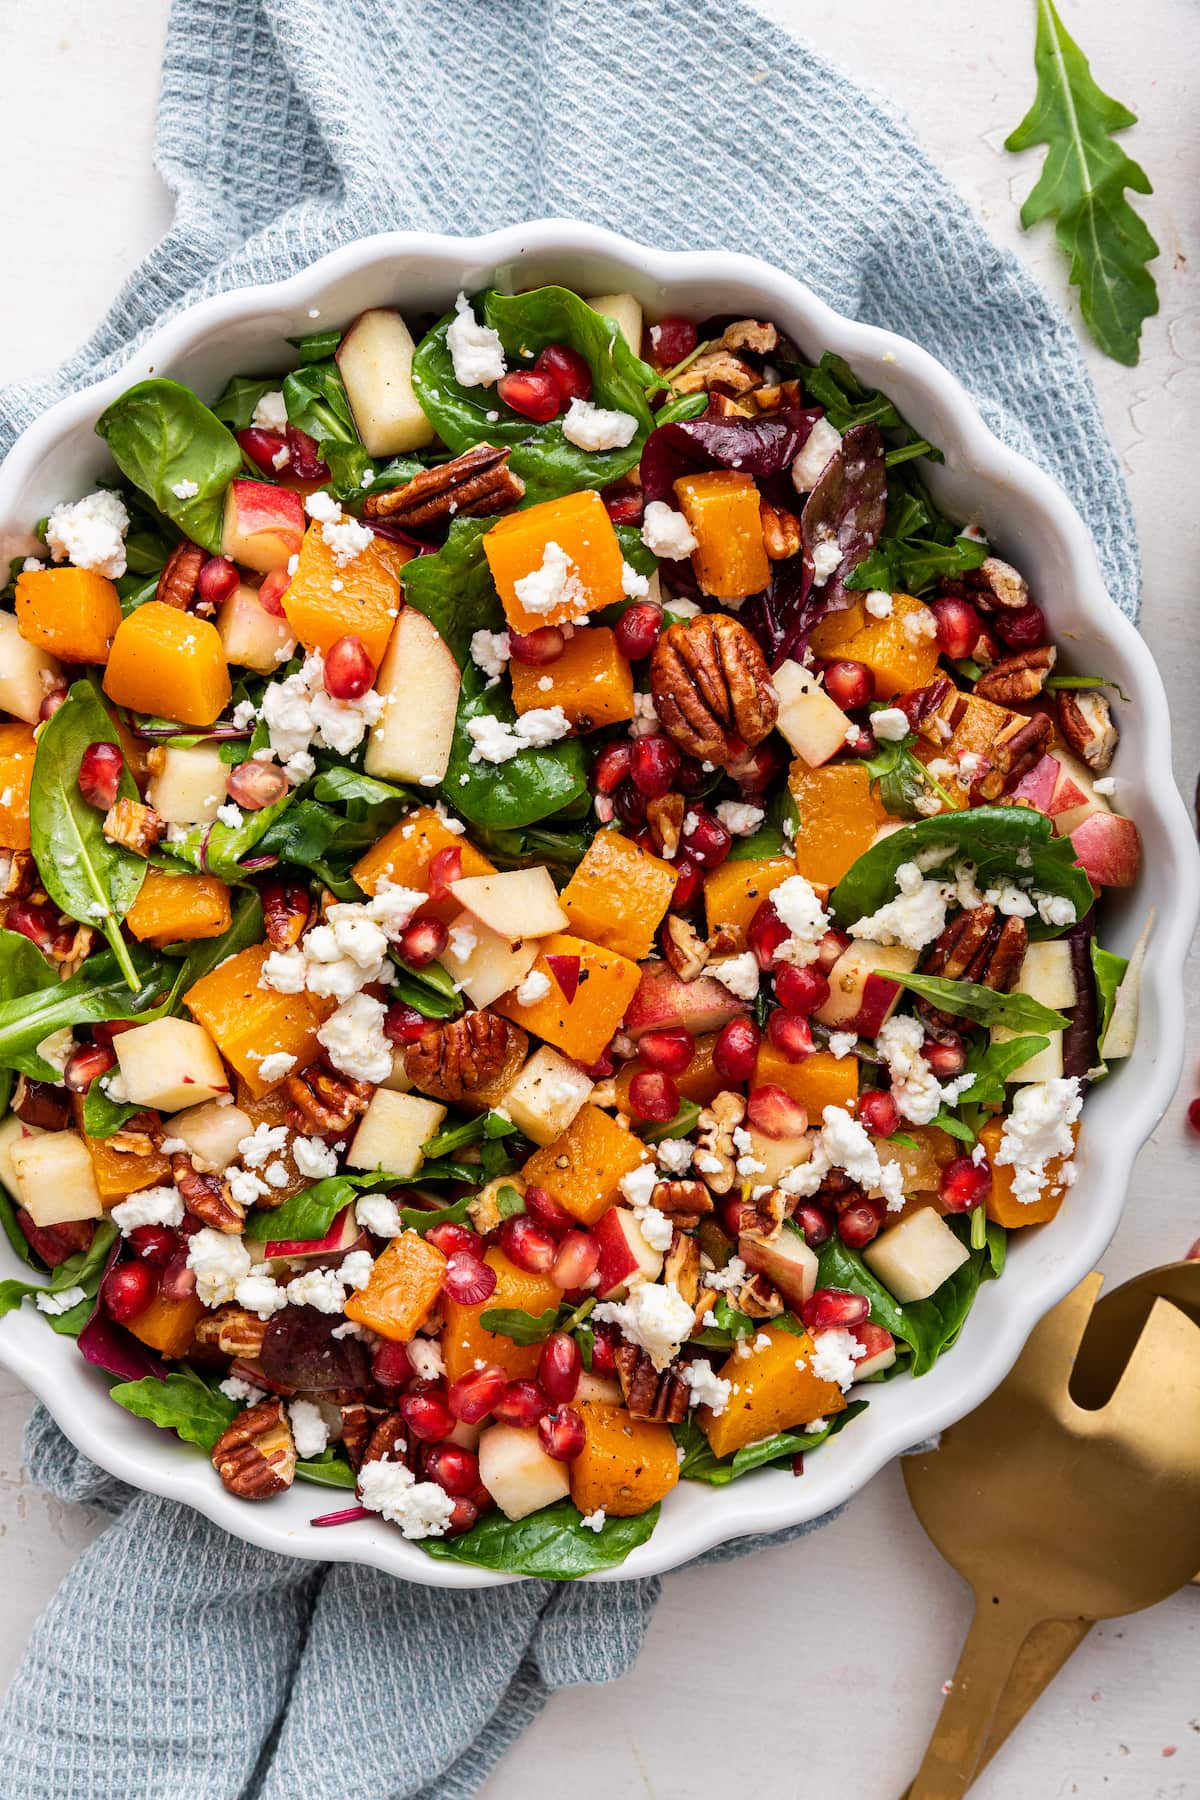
[0,284,1146,1577]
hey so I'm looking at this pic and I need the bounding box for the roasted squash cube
[521,1104,647,1227]
[125,1291,206,1358]
[753,1043,858,1117]
[570,1400,680,1517]
[982,1116,1080,1228]
[560,831,677,962]
[700,1323,846,1457]
[281,523,402,668]
[484,490,626,635]
[15,567,123,666]
[823,592,940,699]
[510,625,633,731]
[673,470,770,599]
[103,601,231,728]
[0,723,37,850]
[71,1096,173,1203]
[496,931,641,1065]
[126,870,232,946]
[351,805,497,925]
[343,1232,447,1342]
[184,943,329,1098]
[789,760,889,886]
[442,1246,562,1383]
[704,856,797,944]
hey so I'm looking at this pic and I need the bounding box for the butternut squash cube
[125,1291,206,1358]
[70,1097,173,1203]
[484,489,626,635]
[126,870,232,946]
[281,523,401,668]
[103,602,231,727]
[0,723,37,850]
[939,690,1018,762]
[982,1116,1079,1228]
[700,1324,847,1457]
[442,1246,563,1383]
[570,1399,680,1517]
[495,931,641,1065]
[521,1103,647,1227]
[867,1123,958,1201]
[753,1043,858,1116]
[560,831,677,962]
[819,592,940,699]
[343,1232,447,1342]
[15,567,123,665]
[184,943,329,1098]
[789,760,890,886]
[510,626,634,731]
[351,805,497,926]
[704,856,797,944]
[673,470,770,599]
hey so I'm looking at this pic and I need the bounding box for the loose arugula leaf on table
[95,379,243,553]
[443,674,589,831]
[109,1366,239,1451]
[0,1221,118,1336]
[211,374,278,431]
[673,1401,867,1485]
[422,1497,659,1577]
[401,517,504,670]
[0,945,166,1080]
[883,972,1070,1034]
[245,1180,475,1243]
[295,1452,358,1489]
[31,679,148,989]
[1006,0,1157,365]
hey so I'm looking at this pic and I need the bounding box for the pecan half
[172,1152,245,1233]
[753,379,804,415]
[694,1091,746,1196]
[974,646,1057,705]
[358,1410,414,1478]
[363,444,524,528]
[650,616,778,765]
[339,1401,391,1471]
[211,1399,296,1499]
[108,1120,162,1159]
[262,879,312,950]
[663,1229,702,1305]
[972,713,1053,801]
[661,916,709,981]
[671,349,760,397]
[759,500,802,561]
[919,905,1027,1028]
[0,850,36,900]
[1055,689,1118,772]
[102,799,164,857]
[968,556,1031,612]
[404,1010,527,1106]
[155,539,206,610]
[285,1063,373,1135]
[195,1306,269,1359]
[469,1174,525,1236]
[645,792,685,860]
[720,319,780,356]
[704,393,757,419]
[613,1345,690,1423]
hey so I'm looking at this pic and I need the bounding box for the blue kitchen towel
[0,0,1141,1795]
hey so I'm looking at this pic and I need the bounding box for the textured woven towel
[0,0,1139,1794]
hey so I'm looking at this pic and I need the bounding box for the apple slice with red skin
[262,1205,366,1264]
[220,479,305,574]
[849,1321,896,1379]
[545,954,581,1004]
[1009,752,1060,814]
[814,941,919,1034]
[624,961,750,1041]
[738,1228,819,1311]
[592,1206,663,1300]
[1069,811,1141,888]
[1047,748,1112,837]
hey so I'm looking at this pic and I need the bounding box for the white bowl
[1,221,1195,1586]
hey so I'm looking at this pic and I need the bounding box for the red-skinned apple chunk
[738,1229,819,1310]
[814,941,919,1033]
[364,608,461,786]
[221,480,304,574]
[623,962,750,1041]
[592,1207,664,1299]
[1069,811,1141,888]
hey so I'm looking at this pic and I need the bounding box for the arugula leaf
[1091,941,1128,1045]
[95,379,243,553]
[295,1453,357,1489]
[674,1401,867,1485]
[287,328,343,364]
[0,1221,117,1331]
[793,352,934,451]
[0,946,166,1080]
[443,675,589,830]
[109,1367,238,1451]
[81,1081,144,1139]
[31,679,147,988]
[862,731,954,819]
[401,518,504,671]
[883,972,1069,1033]
[847,536,988,596]
[1006,0,1158,364]
[477,1305,561,1345]
[211,374,277,431]
[245,1180,475,1243]
[1044,673,1131,703]
[421,1497,659,1577]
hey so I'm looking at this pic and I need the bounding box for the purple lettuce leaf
[639,409,824,505]
[259,1306,371,1392]
[78,1311,168,1384]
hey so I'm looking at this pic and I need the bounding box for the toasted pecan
[211,1399,296,1499]
[362,444,524,529]
[650,615,778,766]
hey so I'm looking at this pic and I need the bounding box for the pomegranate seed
[323,634,376,700]
[766,1010,815,1063]
[592,741,633,795]
[792,1454,806,1477]
[508,626,566,666]
[535,343,592,404]
[396,916,449,968]
[196,556,240,608]
[77,741,124,811]
[638,1029,694,1075]
[62,1042,116,1094]
[257,568,291,616]
[544,954,581,1004]
[551,1230,599,1289]
[589,1321,619,1376]
[446,1497,481,1535]
[746,1083,808,1139]
[523,1186,575,1237]
[924,1035,966,1077]
[225,759,290,811]
[940,1154,992,1213]
[372,1340,414,1387]
[843,727,877,758]
[675,754,708,795]
[774,964,830,1016]
[747,899,790,970]
[38,687,68,722]
[602,484,644,526]
[127,1224,178,1267]
[447,1364,506,1424]
[931,595,983,661]
[91,1021,137,1048]
[400,1389,455,1440]
[158,1250,196,1301]
[1188,1097,1200,1134]
[538,1331,582,1403]
[236,426,287,473]
[801,1287,870,1330]
[994,603,1046,649]
[628,1070,679,1123]
[794,1202,833,1248]
[426,845,462,901]
[6,901,61,954]
[816,928,851,973]
[614,602,663,661]
[424,1443,481,1497]
[101,1261,158,1324]
[649,315,698,367]
[714,1017,762,1083]
[493,1378,550,1428]
[670,852,703,911]
[498,369,561,422]
[498,1215,559,1274]
[838,1198,886,1249]
[384,1002,428,1045]
[630,734,680,798]
[682,807,732,870]
[858,1090,900,1138]
[730,740,785,796]
[613,781,647,828]
[443,1252,497,1305]
[578,1047,615,1081]
[822,660,873,710]
[286,424,329,481]
[425,1220,483,1258]
[538,1406,586,1461]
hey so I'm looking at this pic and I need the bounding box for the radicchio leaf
[77,1268,168,1385]
[259,1306,371,1392]
[1062,915,1099,1084]
[639,410,823,505]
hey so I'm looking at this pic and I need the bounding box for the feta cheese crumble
[594,1282,695,1372]
[711,951,760,1001]
[35,1286,87,1317]
[848,862,950,953]
[809,1327,867,1392]
[864,590,894,619]
[171,478,200,500]
[871,707,911,742]
[771,874,832,966]
[469,628,511,680]
[187,1228,252,1307]
[641,501,698,559]
[356,1193,406,1238]
[252,389,289,432]
[715,800,766,837]
[445,293,506,388]
[110,1186,185,1234]
[318,991,394,1084]
[790,416,842,491]
[682,1361,732,1415]
[580,1508,607,1532]
[465,706,571,764]
[304,490,374,567]
[44,489,130,579]
[256,1051,297,1082]
[289,1399,330,1459]
[512,540,583,617]
[561,397,639,452]
[261,650,383,766]
[996,1077,1082,1205]
[357,1458,456,1539]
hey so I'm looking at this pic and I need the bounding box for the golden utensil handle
[906,1601,1040,1800]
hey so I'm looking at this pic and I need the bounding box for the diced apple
[263,1206,366,1264]
[774,660,852,768]
[478,1422,571,1520]
[1015,940,1076,1010]
[863,1206,970,1304]
[585,292,644,353]
[624,961,750,1041]
[438,911,538,1010]
[0,1114,43,1198]
[850,1321,897,1379]
[1008,752,1060,815]
[500,1046,594,1146]
[0,612,62,724]
[347,1090,446,1177]
[815,941,920,1033]
[576,1369,623,1405]
[449,868,568,940]
[738,1227,819,1310]
[593,1206,664,1299]
[743,1128,813,1187]
[165,1100,252,1172]
[217,580,297,673]
[1069,812,1141,888]
[335,308,438,456]
[1047,749,1110,836]
[363,607,460,785]
[378,1049,414,1093]
[114,1018,230,1112]
[145,743,229,826]
[9,1131,104,1228]
[221,479,305,575]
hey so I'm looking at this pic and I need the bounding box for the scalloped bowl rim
[0,220,1194,1587]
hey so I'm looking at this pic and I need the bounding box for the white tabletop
[1,1,1198,1792]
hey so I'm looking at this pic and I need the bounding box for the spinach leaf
[960,1033,1051,1109]
[640,1099,703,1146]
[311,768,414,812]
[288,328,343,364]
[674,1401,867,1485]
[295,1453,358,1489]
[282,361,357,445]
[389,963,464,1021]
[818,1222,1001,1376]
[244,1180,475,1243]
[31,679,148,989]
[469,821,593,881]
[883,972,1069,1034]
[1091,941,1128,1044]
[726,784,798,862]
[653,391,710,426]
[421,1497,659,1577]
[256,799,343,869]
[211,374,277,431]
[81,1081,144,1138]
[0,1180,37,1268]
[420,1112,515,1160]
[690,1297,759,1348]
[443,676,588,830]
[109,1367,239,1451]
[161,789,295,882]
[0,946,166,1080]
[163,891,265,1015]
[400,518,504,670]
[829,807,1093,941]
[0,1221,117,1331]
[95,379,242,554]
[477,1305,560,1345]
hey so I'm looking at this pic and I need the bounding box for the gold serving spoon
[899,1270,1200,1800]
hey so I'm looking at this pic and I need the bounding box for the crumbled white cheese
[849,864,950,953]
[469,628,511,679]
[260,947,308,994]
[874,1015,943,1127]
[872,707,910,742]
[996,1078,1082,1205]
[656,1138,694,1177]
[864,590,894,619]
[286,1249,374,1315]
[252,389,289,432]
[772,874,832,967]
[637,1206,675,1252]
[407,1336,445,1381]
[446,922,478,962]
[711,952,760,1001]
[561,396,638,452]
[35,1285,87,1317]
[35,1027,75,1077]
[261,650,383,763]
[903,608,938,643]
[620,560,650,599]
[1036,892,1077,928]
[317,991,394,1084]
[703,1255,747,1294]
[790,416,842,492]
[715,800,765,838]
[303,489,374,566]
[110,1186,184,1234]
[171,478,200,500]
[513,540,584,618]
[446,292,506,388]
[44,489,130,578]
[238,1123,291,1170]
[216,802,243,830]
[289,1399,330,1459]
[809,527,842,584]
[1092,776,1117,796]
[641,501,698,559]
[682,1361,732,1415]
[619,1162,659,1210]
[580,1507,607,1532]
[293,1136,339,1180]
[356,1193,405,1238]
[233,1272,289,1319]
[465,706,571,764]
[985,881,1036,919]
[357,1457,456,1538]
[256,1051,297,1082]
[513,968,552,1007]
[594,1282,695,1372]
[809,1327,867,1392]
[220,1374,266,1405]
[630,690,660,738]
[187,1228,252,1307]
[827,1031,858,1059]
